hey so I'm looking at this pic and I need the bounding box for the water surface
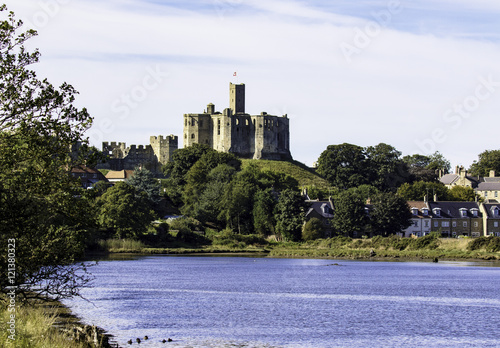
[66,256,500,347]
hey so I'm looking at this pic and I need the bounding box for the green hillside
[241,159,330,189]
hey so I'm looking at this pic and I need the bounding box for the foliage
[168,216,203,232]
[126,167,162,204]
[369,192,412,236]
[96,182,156,239]
[332,190,368,235]
[467,236,500,252]
[365,143,410,191]
[448,185,478,202]
[275,189,308,241]
[0,6,94,301]
[427,151,451,173]
[397,181,450,201]
[253,188,276,236]
[316,143,372,189]
[302,217,324,241]
[402,154,438,182]
[469,149,500,177]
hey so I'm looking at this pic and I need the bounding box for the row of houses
[440,166,500,201]
[305,197,500,238]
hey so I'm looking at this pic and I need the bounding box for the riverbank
[90,235,500,262]
[0,296,115,348]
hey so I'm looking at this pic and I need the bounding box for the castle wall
[182,83,292,161]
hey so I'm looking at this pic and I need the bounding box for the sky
[4,0,500,169]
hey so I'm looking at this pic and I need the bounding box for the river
[65,256,500,347]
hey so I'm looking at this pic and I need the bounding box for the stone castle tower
[100,135,178,173]
[184,83,292,160]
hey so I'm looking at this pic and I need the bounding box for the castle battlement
[99,134,178,174]
[183,83,291,160]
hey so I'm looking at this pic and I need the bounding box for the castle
[99,135,178,173]
[183,83,292,160]
[99,82,292,173]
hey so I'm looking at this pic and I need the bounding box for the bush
[468,236,500,252]
[302,218,323,241]
[411,233,440,250]
[169,217,203,232]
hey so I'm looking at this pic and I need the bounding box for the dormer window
[459,208,467,218]
[470,209,478,218]
[411,208,418,216]
[422,208,429,216]
[433,208,441,217]
[492,206,500,218]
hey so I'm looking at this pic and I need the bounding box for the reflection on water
[66,256,500,348]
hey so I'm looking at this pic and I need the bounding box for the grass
[241,159,330,189]
[97,239,146,252]
[0,298,111,348]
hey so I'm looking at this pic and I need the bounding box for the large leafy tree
[96,182,156,239]
[253,188,276,236]
[127,167,162,205]
[469,149,500,177]
[332,190,368,235]
[275,189,308,241]
[396,181,450,201]
[369,192,412,236]
[316,143,372,189]
[366,143,410,191]
[0,6,94,301]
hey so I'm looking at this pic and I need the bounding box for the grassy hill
[241,159,330,189]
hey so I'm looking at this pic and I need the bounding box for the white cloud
[3,0,500,168]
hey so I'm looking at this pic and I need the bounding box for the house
[70,165,108,189]
[105,170,135,183]
[427,201,483,237]
[440,167,500,202]
[480,203,500,237]
[439,166,480,189]
[403,201,432,237]
[305,199,334,238]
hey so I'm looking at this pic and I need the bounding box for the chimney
[424,195,428,203]
[433,194,438,202]
[490,170,496,178]
[455,165,460,174]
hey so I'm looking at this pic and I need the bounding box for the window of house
[442,221,449,227]
[434,221,438,227]
[191,119,195,126]
[494,222,499,228]
[433,208,441,217]
[452,221,456,227]
[424,220,429,228]
[414,220,419,227]
[422,208,428,216]
[474,222,478,227]
[191,134,195,139]
[463,222,467,227]
[82,173,87,178]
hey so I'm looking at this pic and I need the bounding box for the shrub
[302,218,323,241]
[468,236,500,252]
[411,233,440,250]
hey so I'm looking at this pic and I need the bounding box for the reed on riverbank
[92,235,500,261]
[0,297,113,348]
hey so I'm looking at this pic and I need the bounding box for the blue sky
[5,0,500,168]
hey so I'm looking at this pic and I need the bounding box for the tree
[316,143,372,189]
[427,151,451,173]
[448,186,478,202]
[126,167,161,205]
[253,188,276,236]
[469,149,500,177]
[96,182,156,239]
[402,154,438,182]
[0,6,94,301]
[275,189,307,241]
[366,143,410,191]
[302,217,323,241]
[369,192,412,236]
[332,190,368,235]
[397,181,450,201]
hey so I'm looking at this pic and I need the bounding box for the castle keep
[184,83,292,160]
[99,135,178,173]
